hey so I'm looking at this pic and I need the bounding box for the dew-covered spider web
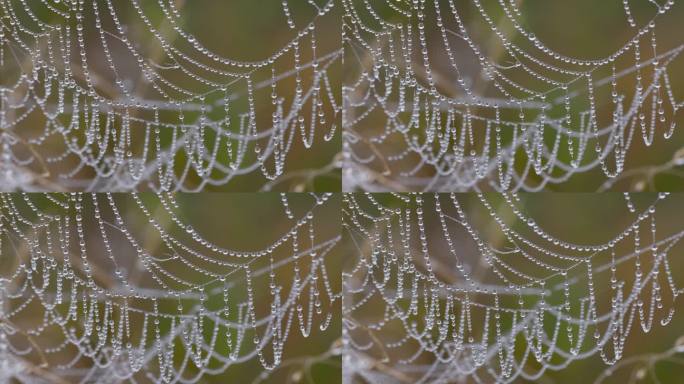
[0,0,341,191]
[0,193,341,383]
[343,0,684,192]
[343,193,684,383]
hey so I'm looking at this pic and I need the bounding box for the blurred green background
[0,193,341,383]
[2,0,341,191]
[343,0,684,192]
[344,193,684,383]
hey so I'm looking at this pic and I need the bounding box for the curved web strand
[342,0,684,191]
[0,0,341,191]
[0,193,341,382]
[343,193,684,383]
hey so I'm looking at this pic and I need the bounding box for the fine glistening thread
[3,1,684,383]
[343,0,682,191]
[0,0,340,191]
[0,193,340,382]
[343,193,682,383]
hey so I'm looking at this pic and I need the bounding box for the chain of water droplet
[0,192,340,382]
[343,0,682,191]
[0,0,340,190]
[343,193,683,383]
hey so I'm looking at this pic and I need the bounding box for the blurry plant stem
[597,157,684,192]
[593,340,684,384]
[260,151,342,191]
[250,338,342,384]
[343,160,411,192]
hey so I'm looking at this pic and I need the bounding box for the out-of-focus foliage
[343,193,684,383]
[0,193,342,383]
[0,0,341,192]
[343,0,684,192]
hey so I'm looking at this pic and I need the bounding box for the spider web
[0,193,341,382]
[342,0,684,192]
[0,0,341,191]
[343,193,684,383]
